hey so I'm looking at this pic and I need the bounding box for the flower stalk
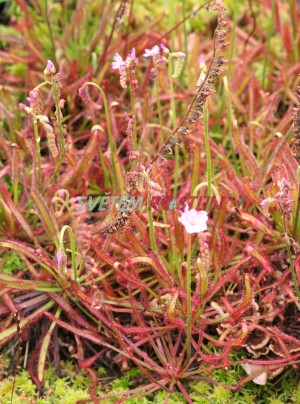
[186,232,192,360]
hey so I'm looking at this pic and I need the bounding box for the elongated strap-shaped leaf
[114,155,126,195]
[29,189,59,239]
[0,186,40,246]
[245,244,273,273]
[0,239,38,261]
[47,292,97,331]
[0,300,55,347]
[44,312,104,345]
[240,212,281,238]
[0,273,61,292]
[91,239,115,266]
[203,256,252,304]
[0,239,56,272]
[62,131,99,186]
[29,308,61,387]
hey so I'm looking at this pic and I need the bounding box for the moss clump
[0,361,91,404]
[1,252,27,274]
[1,360,300,403]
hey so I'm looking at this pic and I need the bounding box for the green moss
[152,390,186,403]
[0,362,91,404]
[292,384,300,403]
[1,360,300,404]
[211,385,233,404]
[110,376,131,391]
[2,252,27,274]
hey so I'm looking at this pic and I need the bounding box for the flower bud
[44,60,56,80]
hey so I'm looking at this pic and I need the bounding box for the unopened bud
[44,60,56,79]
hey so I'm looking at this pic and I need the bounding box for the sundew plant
[0,0,300,403]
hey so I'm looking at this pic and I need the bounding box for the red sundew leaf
[107,325,170,389]
[99,381,164,402]
[268,326,300,347]
[86,368,99,403]
[44,312,105,345]
[29,309,61,388]
[198,342,231,365]
[79,350,104,369]
[0,239,40,262]
[114,263,149,289]
[130,213,151,244]
[261,132,293,178]
[17,293,50,311]
[231,124,262,183]
[177,380,193,404]
[0,273,60,292]
[261,93,280,127]
[164,291,185,328]
[282,23,294,63]
[0,101,15,118]
[91,239,115,266]
[73,332,85,362]
[220,323,249,348]
[114,155,126,195]
[47,292,97,332]
[0,50,34,64]
[87,6,114,56]
[114,322,170,334]
[244,244,273,273]
[214,196,228,229]
[203,256,251,303]
[123,229,148,255]
[239,211,280,238]
[0,300,55,347]
[1,293,18,314]
[29,189,59,239]
[261,289,277,304]
[62,129,99,186]
[241,180,262,205]
[212,228,228,270]
[148,251,174,286]
[75,298,112,329]
[168,209,184,252]
[0,186,40,245]
[167,290,179,323]
[230,274,253,322]
[280,146,299,182]
[295,254,300,284]
[69,282,103,311]
[227,169,252,203]
[245,352,300,366]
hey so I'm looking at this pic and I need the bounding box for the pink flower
[197,55,207,87]
[143,45,160,57]
[19,103,31,114]
[160,43,169,53]
[178,202,208,234]
[112,53,125,70]
[45,60,56,74]
[112,53,127,88]
[199,55,206,69]
[20,89,41,114]
[172,52,186,58]
[43,60,56,79]
[125,47,138,67]
[55,248,67,270]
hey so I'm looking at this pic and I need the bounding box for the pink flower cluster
[112,48,139,89]
[260,178,294,220]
